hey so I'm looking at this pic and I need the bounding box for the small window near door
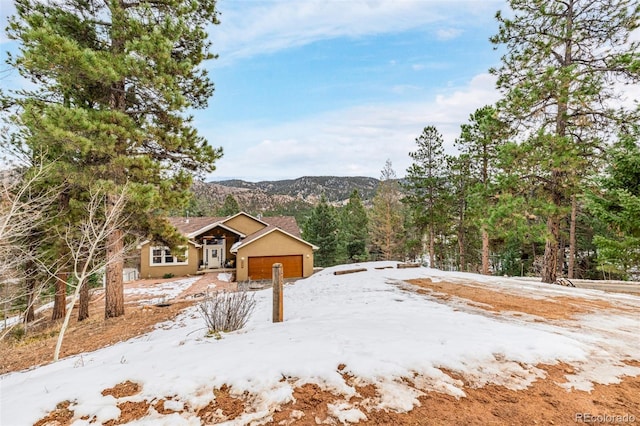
[150,246,188,266]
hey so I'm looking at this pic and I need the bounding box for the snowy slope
[1,262,639,425]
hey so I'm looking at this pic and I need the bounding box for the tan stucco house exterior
[138,212,317,281]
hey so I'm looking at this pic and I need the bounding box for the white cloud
[436,28,463,41]
[206,73,500,181]
[212,0,503,64]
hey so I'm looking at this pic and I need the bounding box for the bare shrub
[198,291,256,334]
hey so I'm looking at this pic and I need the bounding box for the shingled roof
[166,213,301,239]
[260,216,301,238]
[167,217,225,235]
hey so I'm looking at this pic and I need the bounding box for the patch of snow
[1,261,639,425]
[162,399,184,412]
[217,273,233,282]
[328,403,367,423]
[124,277,200,305]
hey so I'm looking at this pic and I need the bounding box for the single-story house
[138,212,318,281]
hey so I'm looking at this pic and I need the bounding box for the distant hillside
[214,176,379,204]
[189,176,380,221]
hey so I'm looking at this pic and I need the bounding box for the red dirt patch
[0,300,194,374]
[104,400,151,426]
[33,400,74,426]
[271,383,341,425]
[101,380,141,398]
[197,385,246,423]
[408,278,614,320]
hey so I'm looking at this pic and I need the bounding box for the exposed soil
[407,278,616,320]
[104,400,151,426]
[101,380,141,398]
[0,273,236,375]
[13,274,640,425]
[197,385,247,424]
[0,300,194,374]
[33,401,74,426]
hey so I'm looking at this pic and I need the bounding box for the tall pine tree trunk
[542,169,564,283]
[541,6,572,285]
[428,225,435,268]
[542,215,560,283]
[458,228,466,272]
[105,228,124,319]
[78,278,89,321]
[568,195,577,279]
[481,228,490,275]
[104,10,127,317]
[51,272,68,321]
[457,200,466,271]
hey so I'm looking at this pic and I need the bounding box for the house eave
[187,222,246,239]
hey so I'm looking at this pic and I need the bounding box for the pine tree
[303,196,338,267]
[218,194,241,217]
[490,0,640,283]
[587,129,640,278]
[446,154,476,271]
[403,126,449,268]
[370,160,404,261]
[6,0,223,317]
[339,190,369,262]
[455,106,507,274]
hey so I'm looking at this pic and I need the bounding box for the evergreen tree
[587,129,640,278]
[446,154,478,271]
[303,195,338,267]
[490,0,640,283]
[339,190,369,262]
[370,160,404,261]
[455,106,507,274]
[6,0,223,317]
[218,194,241,217]
[403,126,449,268]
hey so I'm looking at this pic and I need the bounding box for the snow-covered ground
[124,277,200,305]
[1,262,639,425]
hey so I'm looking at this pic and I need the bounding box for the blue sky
[1,0,507,181]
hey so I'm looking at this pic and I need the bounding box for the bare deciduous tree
[0,162,59,336]
[53,185,131,361]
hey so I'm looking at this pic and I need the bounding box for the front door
[204,240,225,269]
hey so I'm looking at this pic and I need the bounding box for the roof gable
[222,211,269,227]
[231,225,318,253]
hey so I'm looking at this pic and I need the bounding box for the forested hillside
[216,176,379,202]
[186,176,380,224]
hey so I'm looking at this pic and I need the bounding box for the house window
[150,246,188,266]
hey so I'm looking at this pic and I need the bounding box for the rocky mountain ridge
[215,176,379,204]
[190,176,380,217]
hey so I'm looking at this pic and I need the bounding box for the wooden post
[272,263,283,323]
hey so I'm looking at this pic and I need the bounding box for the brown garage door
[248,255,303,280]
